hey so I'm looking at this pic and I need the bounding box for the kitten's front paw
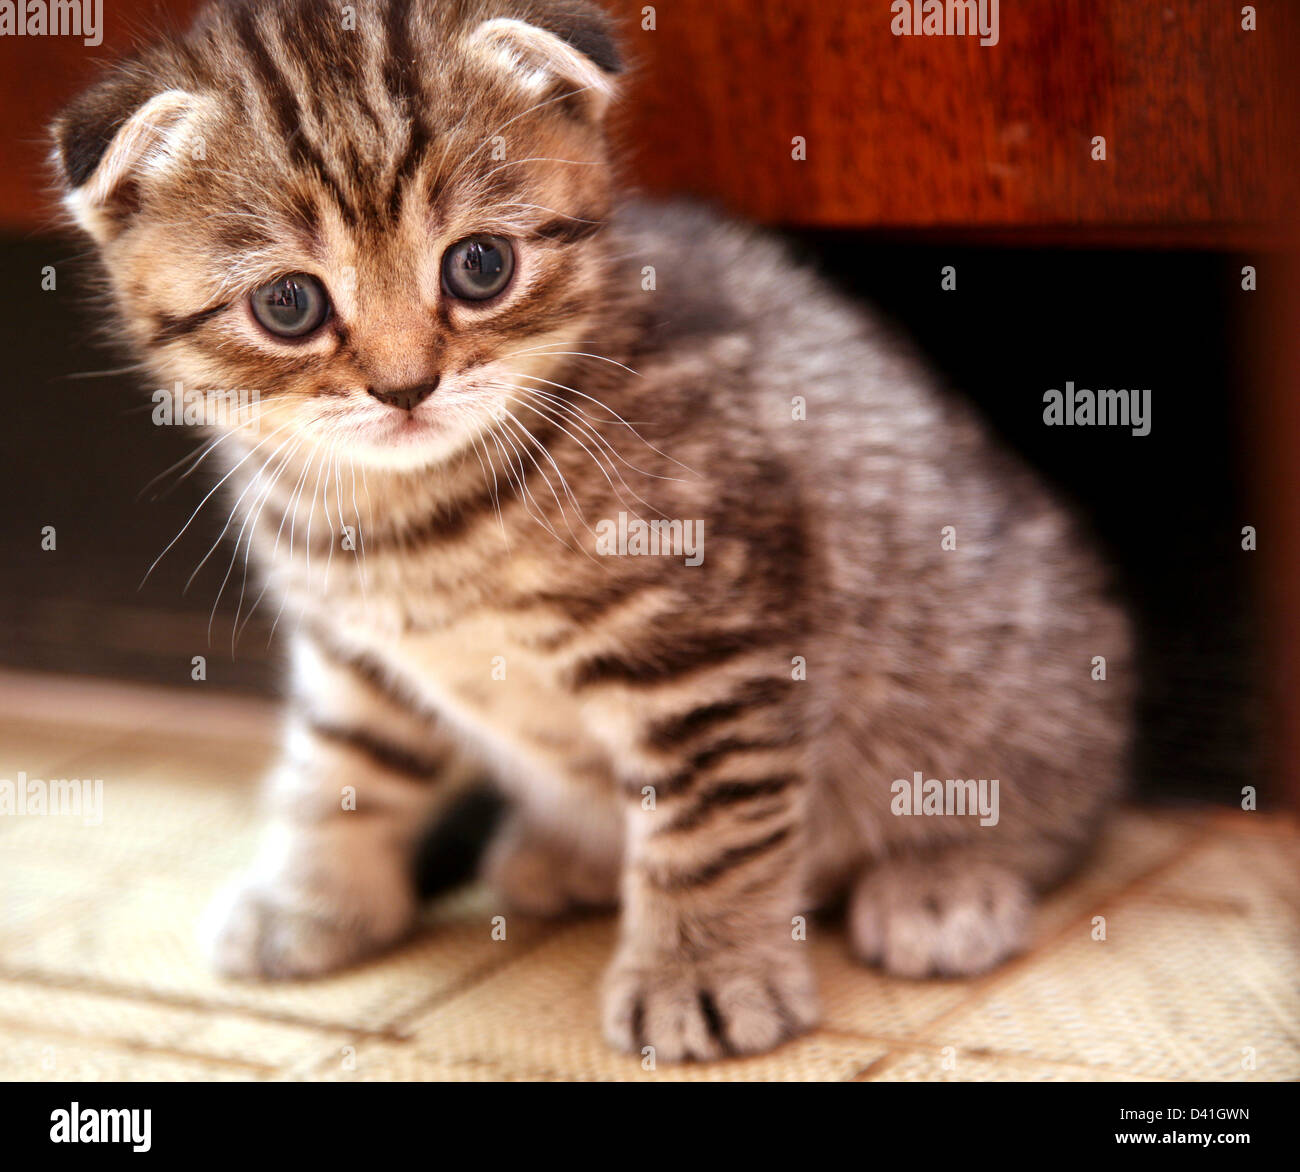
[201,840,416,979]
[602,948,819,1062]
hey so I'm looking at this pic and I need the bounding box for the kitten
[53,0,1131,1061]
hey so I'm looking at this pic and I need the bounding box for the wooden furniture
[612,0,1298,246]
[3,1,1295,241]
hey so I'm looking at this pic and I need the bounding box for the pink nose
[367,377,440,411]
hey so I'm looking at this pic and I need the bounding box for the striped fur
[54,0,1132,1061]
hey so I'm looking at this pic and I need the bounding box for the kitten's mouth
[317,405,447,451]
[373,409,445,445]
[305,389,493,469]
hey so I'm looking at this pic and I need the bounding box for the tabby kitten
[53,0,1131,1061]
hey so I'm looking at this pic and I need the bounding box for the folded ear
[466,2,623,122]
[52,73,204,244]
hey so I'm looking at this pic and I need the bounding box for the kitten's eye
[442,235,515,301]
[250,273,331,338]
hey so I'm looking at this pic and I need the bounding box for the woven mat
[1,670,1296,1081]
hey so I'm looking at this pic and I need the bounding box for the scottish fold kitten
[53,0,1130,1061]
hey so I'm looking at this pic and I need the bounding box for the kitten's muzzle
[367,377,441,412]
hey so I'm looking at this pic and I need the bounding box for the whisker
[230,437,302,650]
[510,372,697,478]
[498,410,592,554]
[444,83,602,186]
[291,448,332,641]
[476,155,602,187]
[137,432,226,502]
[320,444,339,594]
[505,382,662,491]
[499,345,642,378]
[203,434,296,642]
[502,389,654,521]
[267,446,319,648]
[300,441,331,592]
[463,419,509,549]
[236,443,310,646]
[187,433,293,597]
[349,455,369,595]
[488,414,570,547]
[139,419,294,589]
[360,461,374,549]
[60,361,151,381]
[500,406,589,529]
[483,417,570,547]
[493,201,604,225]
[515,384,673,483]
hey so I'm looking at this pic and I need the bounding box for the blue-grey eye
[250,273,330,338]
[442,235,515,301]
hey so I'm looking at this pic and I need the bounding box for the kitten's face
[54,0,622,470]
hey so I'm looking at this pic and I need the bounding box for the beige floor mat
[1,669,1296,1081]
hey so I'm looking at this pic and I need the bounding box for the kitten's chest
[337,604,607,793]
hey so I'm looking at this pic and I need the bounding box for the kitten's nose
[367,376,440,411]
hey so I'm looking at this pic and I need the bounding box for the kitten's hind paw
[482,819,619,918]
[602,948,819,1062]
[848,858,1030,979]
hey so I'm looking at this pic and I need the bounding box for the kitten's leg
[847,852,1033,979]
[204,637,475,979]
[600,696,819,1061]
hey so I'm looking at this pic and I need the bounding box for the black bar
[3,1080,1291,1158]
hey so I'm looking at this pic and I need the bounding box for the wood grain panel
[0,1,200,231]
[0,1,1294,239]
[606,0,1298,242]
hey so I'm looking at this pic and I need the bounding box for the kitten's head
[52,0,623,470]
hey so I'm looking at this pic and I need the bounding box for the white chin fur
[336,425,479,472]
